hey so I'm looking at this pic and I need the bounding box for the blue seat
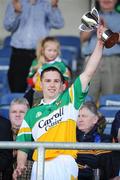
[56,35,81,57]
[0,57,10,66]
[85,95,93,102]
[0,57,10,75]
[0,71,9,95]
[55,35,81,71]
[0,47,11,58]
[104,123,112,135]
[99,106,120,122]
[3,36,11,47]
[0,93,24,105]
[0,105,9,119]
[99,94,120,106]
[0,93,24,119]
[0,35,11,56]
[98,94,120,134]
[99,106,120,134]
[0,56,10,90]
[60,48,76,69]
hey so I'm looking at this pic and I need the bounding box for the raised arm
[3,0,22,32]
[80,24,105,91]
[46,0,64,29]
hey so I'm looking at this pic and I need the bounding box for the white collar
[48,56,62,64]
[39,95,60,105]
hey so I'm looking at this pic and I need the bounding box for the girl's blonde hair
[36,36,61,65]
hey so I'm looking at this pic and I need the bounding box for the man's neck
[43,98,56,104]
[42,95,60,105]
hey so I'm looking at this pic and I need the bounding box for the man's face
[41,70,65,102]
[77,107,98,133]
[9,103,28,130]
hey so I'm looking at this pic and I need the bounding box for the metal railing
[0,142,120,180]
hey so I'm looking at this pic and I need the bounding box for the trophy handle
[91,7,100,24]
[102,30,119,48]
[79,23,92,31]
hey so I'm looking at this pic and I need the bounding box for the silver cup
[79,7,119,48]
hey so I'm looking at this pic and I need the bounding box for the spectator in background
[13,23,105,180]
[0,116,13,180]
[9,97,30,140]
[111,110,120,143]
[26,36,71,107]
[76,101,117,180]
[9,97,33,180]
[80,0,120,103]
[111,110,120,178]
[3,0,64,93]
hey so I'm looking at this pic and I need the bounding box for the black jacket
[0,116,13,180]
[111,110,120,176]
[76,125,115,180]
[111,110,120,142]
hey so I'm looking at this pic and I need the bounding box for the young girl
[26,36,71,106]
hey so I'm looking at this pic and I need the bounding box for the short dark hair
[41,67,65,83]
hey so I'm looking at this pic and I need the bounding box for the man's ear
[40,80,43,90]
[93,115,99,125]
[62,83,66,91]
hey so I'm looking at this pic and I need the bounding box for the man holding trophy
[12,5,118,180]
[80,0,120,103]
